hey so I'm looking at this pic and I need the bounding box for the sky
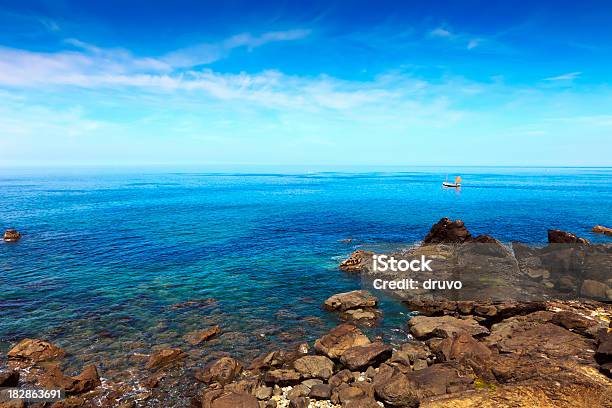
[0,0,611,167]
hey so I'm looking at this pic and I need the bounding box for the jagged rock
[263,368,301,385]
[592,225,612,236]
[252,386,272,400]
[340,342,392,370]
[0,370,19,387]
[596,328,612,362]
[548,229,590,245]
[323,290,377,311]
[329,369,353,387]
[434,332,491,363]
[287,384,310,399]
[195,357,242,385]
[581,280,610,299]
[314,323,371,359]
[551,310,604,338]
[387,342,433,372]
[3,229,21,242]
[408,315,489,339]
[293,355,334,379]
[184,325,221,345]
[39,364,101,395]
[339,250,373,272]
[145,348,186,370]
[288,396,309,408]
[7,339,65,362]
[0,400,26,408]
[423,218,472,244]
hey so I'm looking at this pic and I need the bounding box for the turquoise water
[0,167,611,379]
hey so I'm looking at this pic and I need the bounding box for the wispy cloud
[544,72,582,81]
[428,26,482,50]
[429,27,452,38]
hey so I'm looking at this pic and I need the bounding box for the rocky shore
[1,219,610,408]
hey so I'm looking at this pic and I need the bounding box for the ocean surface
[1,166,611,384]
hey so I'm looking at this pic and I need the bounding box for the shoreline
[1,219,611,407]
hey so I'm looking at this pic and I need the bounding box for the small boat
[442,175,462,188]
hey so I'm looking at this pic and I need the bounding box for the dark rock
[308,383,332,399]
[548,229,590,245]
[7,339,65,362]
[340,342,392,370]
[39,364,101,395]
[596,328,612,362]
[3,229,21,242]
[314,324,370,359]
[328,369,353,388]
[184,325,221,345]
[0,370,19,387]
[323,290,377,311]
[289,397,309,408]
[145,348,187,370]
[423,218,472,244]
[195,357,242,385]
[339,250,373,272]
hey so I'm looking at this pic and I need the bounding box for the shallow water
[1,167,611,381]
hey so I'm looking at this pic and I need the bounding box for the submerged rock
[7,338,65,362]
[3,229,21,242]
[548,229,590,245]
[145,348,187,370]
[39,364,101,395]
[183,325,221,345]
[423,218,472,244]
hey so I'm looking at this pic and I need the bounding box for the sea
[1,166,611,389]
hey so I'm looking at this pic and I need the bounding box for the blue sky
[1,0,611,166]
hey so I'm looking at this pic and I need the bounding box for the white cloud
[544,72,581,81]
[430,27,452,38]
[467,39,480,50]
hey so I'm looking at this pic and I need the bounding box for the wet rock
[423,218,472,244]
[195,356,242,385]
[145,348,187,370]
[184,325,221,345]
[314,323,371,359]
[169,298,217,310]
[339,250,373,272]
[548,229,590,245]
[592,225,612,236]
[308,383,332,399]
[0,370,19,387]
[3,229,21,242]
[7,339,65,362]
[292,355,334,379]
[39,364,101,395]
[323,290,377,311]
[264,368,301,385]
[340,342,392,370]
[408,315,489,339]
[581,280,610,299]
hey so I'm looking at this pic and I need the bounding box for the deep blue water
[1,167,611,378]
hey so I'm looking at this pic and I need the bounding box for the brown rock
[328,368,353,388]
[195,357,242,385]
[210,392,258,408]
[340,342,392,370]
[3,229,21,242]
[39,364,101,395]
[339,250,373,272]
[423,218,472,244]
[0,370,19,387]
[309,383,332,399]
[592,225,612,236]
[293,355,334,379]
[145,348,186,370]
[184,325,221,345]
[0,401,26,408]
[548,229,590,245]
[596,328,612,361]
[435,332,492,362]
[343,398,382,408]
[408,315,489,339]
[580,280,609,299]
[551,311,603,337]
[263,368,301,385]
[314,324,370,359]
[288,397,309,408]
[323,290,377,312]
[7,339,65,362]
